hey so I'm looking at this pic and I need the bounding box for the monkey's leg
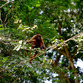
[29,51,38,64]
[33,51,38,57]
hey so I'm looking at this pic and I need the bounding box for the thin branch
[52,54,61,67]
[0,11,2,23]
[49,32,83,50]
[0,0,13,3]
[0,0,13,9]
[0,0,8,1]
[5,3,14,22]
[0,2,9,9]
[64,32,82,43]
[0,0,14,27]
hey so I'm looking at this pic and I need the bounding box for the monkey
[27,34,45,49]
[26,34,45,64]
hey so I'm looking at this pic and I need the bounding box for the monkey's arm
[26,35,37,43]
[40,37,46,49]
[26,39,35,43]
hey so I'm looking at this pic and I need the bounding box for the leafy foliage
[0,0,83,83]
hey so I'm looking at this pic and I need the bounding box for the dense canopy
[0,0,83,83]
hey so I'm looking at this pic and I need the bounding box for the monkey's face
[37,35,41,40]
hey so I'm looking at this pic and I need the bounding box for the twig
[0,0,13,9]
[0,2,9,9]
[5,3,14,22]
[64,32,82,43]
[0,0,8,1]
[0,0,13,3]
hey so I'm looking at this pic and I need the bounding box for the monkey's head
[36,34,41,41]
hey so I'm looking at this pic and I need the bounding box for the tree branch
[0,1,9,9]
[4,3,14,22]
[0,0,13,8]
[64,45,80,83]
